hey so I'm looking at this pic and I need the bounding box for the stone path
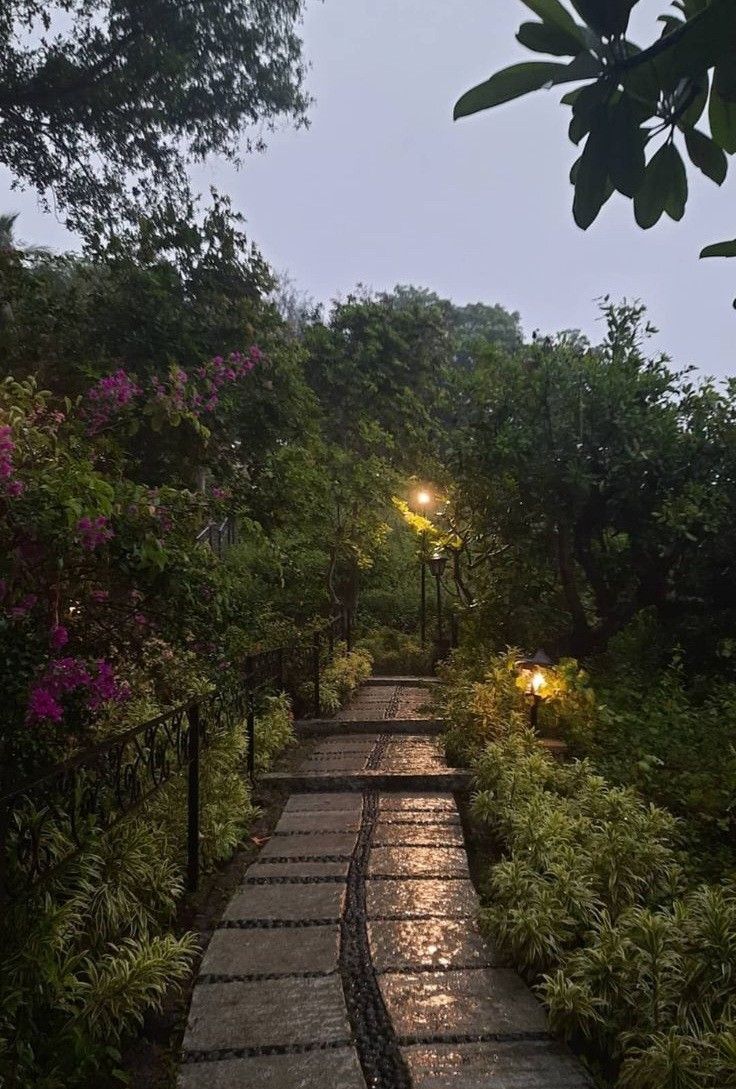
[178,678,591,1088]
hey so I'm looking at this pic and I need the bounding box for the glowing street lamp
[413,489,433,647]
[516,648,554,731]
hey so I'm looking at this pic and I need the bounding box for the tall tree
[0,1,309,236]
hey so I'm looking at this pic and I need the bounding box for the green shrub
[0,693,301,1089]
[357,627,433,677]
[0,818,197,1088]
[454,654,736,1089]
[300,645,373,716]
[255,692,295,773]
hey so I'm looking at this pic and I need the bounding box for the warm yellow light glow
[531,670,546,695]
[416,490,432,507]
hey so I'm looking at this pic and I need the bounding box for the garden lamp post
[428,552,448,644]
[415,490,432,647]
[515,648,554,731]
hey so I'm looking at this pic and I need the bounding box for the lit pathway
[178,678,590,1088]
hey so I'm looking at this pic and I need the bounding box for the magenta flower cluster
[82,347,262,435]
[76,515,114,550]
[28,657,129,723]
[0,424,24,498]
[83,370,142,434]
[153,347,263,417]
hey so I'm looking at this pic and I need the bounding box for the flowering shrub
[0,360,265,781]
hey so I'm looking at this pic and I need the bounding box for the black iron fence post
[276,647,285,693]
[245,656,256,781]
[346,608,353,652]
[186,704,201,892]
[328,620,335,660]
[312,632,321,717]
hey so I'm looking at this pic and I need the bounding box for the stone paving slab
[366,675,440,686]
[244,858,350,880]
[284,792,363,813]
[372,823,465,847]
[379,793,456,811]
[299,755,372,773]
[258,832,357,858]
[184,976,351,1051]
[200,925,339,976]
[179,1048,367,1089]
[380,968,548,1037]
[401,1040,592,1088]
[366,878,480,919]
[223,883,345,922]
[376,812,461,826]
[369,846,470,878]
[263,770,470,792]
[368,918,500,972]
[179,682,588,1089]
[311,738,379,752]
[275,811,361,834]
[296,719,446,736]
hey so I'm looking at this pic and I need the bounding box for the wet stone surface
[274,811,362,834]
[284,792,363,814]
[372,822,465,847]
[223,882,345,922]
[402,1040,593,1088]
[368,846,470,879]
[184,976,351,1052]
[381,968,548,1038]
[179,684,589,1089]
[178,1048,367,1089]
[365,877,480,919]
[379,793,456,812]
[243,859,349,880]
[368,918,500,973]
[258,832,357,859]
[201,925,339,977]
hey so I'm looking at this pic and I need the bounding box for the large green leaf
[517,20,583,56]
[684,127,728,184]
[709,80,736,153]
[669,0,736,79]
[607,94,645,197]
[454,54,599,119]
[662,144,688,220]
[570,0,637,38]
[634,143,677,227]
[700,239,736,258]
[573,128,610,228]
[521,0,584,38]
[568,81,610,142]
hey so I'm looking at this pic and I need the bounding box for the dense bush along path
[177,679,590,1088]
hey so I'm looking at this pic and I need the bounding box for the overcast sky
[3,0,734,375]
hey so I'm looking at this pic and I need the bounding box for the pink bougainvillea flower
[27,686,64,723]
[90,589,110,603]
[83,369,142,434]
[77,514,114,550]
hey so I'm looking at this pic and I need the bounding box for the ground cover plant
[442,647,736,1088]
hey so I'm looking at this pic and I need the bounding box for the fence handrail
[0,612,349,896]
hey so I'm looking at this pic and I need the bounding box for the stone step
[261,769,471,793]
[295,717,445,736]
[365,675,439,687]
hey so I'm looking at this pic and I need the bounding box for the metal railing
[195,515,238,558]
[0,617,345,900]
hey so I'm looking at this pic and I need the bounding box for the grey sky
[3,0,734,375]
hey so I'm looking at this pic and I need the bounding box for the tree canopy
[0,0,309,236]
